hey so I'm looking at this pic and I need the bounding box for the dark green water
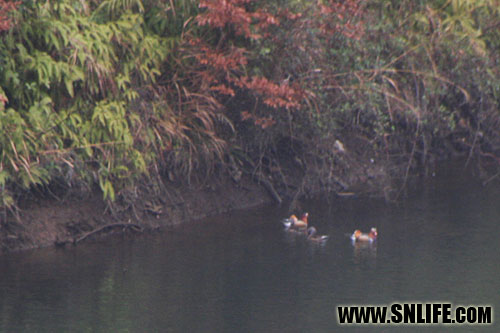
[1,169,499,332]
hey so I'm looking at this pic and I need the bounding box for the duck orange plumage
[282,214,298,229]
[282,212,309,231]
[351,227,377,243]
[293,212,308,230]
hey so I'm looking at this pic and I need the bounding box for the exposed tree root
[55,223,144,247]
[252,173,282,204]
[75,223,143,244]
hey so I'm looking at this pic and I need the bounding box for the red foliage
[0,94,9,110]
[241,111,275,129]
[209,84,235,96]
[190,0,364,128]
[316,0,364,40]
[0,0,19,32]
[0,0,17,108]
[191,0,303,127]
[197,0,279,40]
[195,44,248,73]
[239,76,303,110]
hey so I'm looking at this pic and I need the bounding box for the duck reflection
[352,240,377,266]
[283,228,301,245]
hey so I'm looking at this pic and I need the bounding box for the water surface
[0,169,499,332]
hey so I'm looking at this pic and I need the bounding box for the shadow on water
[1,164,499,332]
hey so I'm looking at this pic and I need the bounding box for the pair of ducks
[282,213,329,244]
[283,213,378,244]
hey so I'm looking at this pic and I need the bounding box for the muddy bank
[0,151,392,254]
[0,175,269,253]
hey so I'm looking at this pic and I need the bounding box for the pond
[0,166,499,332]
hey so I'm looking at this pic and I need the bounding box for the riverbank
[2,0,499,254]
[0,146,392,253]
[0,174,267,253]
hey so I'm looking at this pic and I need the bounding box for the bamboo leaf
[65,78,74,97]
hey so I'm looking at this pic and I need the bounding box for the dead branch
[75,223,143,244]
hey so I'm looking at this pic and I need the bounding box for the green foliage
[290,0,500,166]
[0,0,178,208]
[1,0,500,211]
[0,0,238,210]
[210,0,500,188]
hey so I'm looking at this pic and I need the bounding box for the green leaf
[65,78,74,97]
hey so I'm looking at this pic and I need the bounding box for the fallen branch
[75,223,143,244]
[240,165,283,204]
[253,173,282,204]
